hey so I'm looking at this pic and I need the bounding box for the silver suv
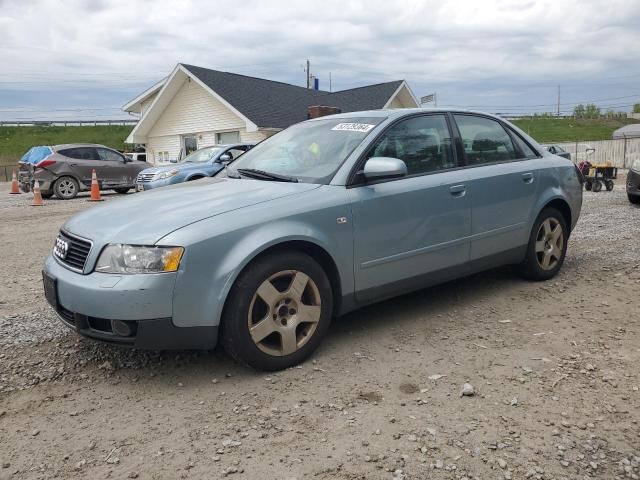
[19,144,152,199]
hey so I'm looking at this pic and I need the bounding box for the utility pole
[329,72,332,92]
[557,85,561,117]
[305,59,310,89]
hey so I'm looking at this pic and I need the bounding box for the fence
[0,120,138,127]
[1,164,19,181]
[553,137,640,168]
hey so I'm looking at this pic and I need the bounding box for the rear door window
[59,147,99,160]
[453,115,517,166]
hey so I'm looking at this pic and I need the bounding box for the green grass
[512,117,639,143]
[0,125,134,166]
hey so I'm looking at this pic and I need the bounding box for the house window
[216,131,240,144]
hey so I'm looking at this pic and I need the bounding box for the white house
[122,63,419,164]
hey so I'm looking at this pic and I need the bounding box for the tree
[585,103,601,118]
[633,103,640,113]
[573,104,585,118]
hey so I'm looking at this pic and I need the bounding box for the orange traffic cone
[88,169,103,202]
[10,169,20,194]
[31,179,44,206]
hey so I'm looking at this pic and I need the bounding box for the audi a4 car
[19,144,151,199]
[136,144,253,191]
[43,109,582,370]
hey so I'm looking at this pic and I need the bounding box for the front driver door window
[348,114,472,300]
[97,148,129,185]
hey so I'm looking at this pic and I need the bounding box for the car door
[451,114,540,264]
[348,113,472,301]
[59,147,106,188]
[96,147,130,186]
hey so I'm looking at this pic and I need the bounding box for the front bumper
[136,178,177,191]
[627,169,640,197]
[43,254,217,349]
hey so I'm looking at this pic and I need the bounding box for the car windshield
[184,147,223,163]
[226,117,385,183]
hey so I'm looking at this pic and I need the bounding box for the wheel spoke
[542,252,551,269]
[249,317,277,343]
[551,224,562,242]
[535,240,545,253]
[551,245,562,261]
[288,271,309,301]
[279,328,298,355]
[296,304,321,324]
[256,280,280,306]
[542,219,552,237]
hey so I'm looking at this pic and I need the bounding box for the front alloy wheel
[222,251,332,370]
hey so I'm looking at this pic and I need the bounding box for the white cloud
[1,0,639,118]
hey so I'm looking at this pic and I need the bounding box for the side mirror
[218,153,232,164]
[363,157,407,181]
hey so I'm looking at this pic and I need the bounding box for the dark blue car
[135,143,253,191]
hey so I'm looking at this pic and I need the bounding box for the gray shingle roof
[181,64,404,129]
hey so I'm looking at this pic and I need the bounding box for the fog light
[111,319,135,337]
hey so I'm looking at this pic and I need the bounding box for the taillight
[36,158,56,168]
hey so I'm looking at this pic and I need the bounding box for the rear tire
[53,176,79,200]
[41,191,53,199]
[585,181,592,191]
[113,187,130,194]
[629,194,640,205]
[605,179,614,191]
[221,250,333,371]
[517,207,568,281]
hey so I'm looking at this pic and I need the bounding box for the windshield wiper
[236,168,298,183]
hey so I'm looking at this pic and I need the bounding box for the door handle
[522,172,534,183]
[449,184,466,197]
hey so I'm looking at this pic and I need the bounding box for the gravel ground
[0,179,639,480]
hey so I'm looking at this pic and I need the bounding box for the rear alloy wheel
[222,251,332,370]
[53,176,79,200]
[517,208,568,281]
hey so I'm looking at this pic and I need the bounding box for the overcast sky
[1,0,639,121]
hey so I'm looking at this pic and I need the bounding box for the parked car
[135,144,253,191]
[19,144,151,199]
[627,159,640,204]
[544,144,571,160]
[43,109,582,370]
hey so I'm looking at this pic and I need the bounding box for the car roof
[304,107,510,123]
[53,143,107,150]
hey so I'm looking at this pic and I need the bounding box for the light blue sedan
[135,144,253,191]
[43,109,582,370]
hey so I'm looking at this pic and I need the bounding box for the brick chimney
[307,105,341,119]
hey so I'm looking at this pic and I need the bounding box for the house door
[183,135,198,158]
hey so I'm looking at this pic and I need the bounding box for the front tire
[629,194,640,205]
[221,250,333,371]
[53,176,79,200]
[517,208,568,281]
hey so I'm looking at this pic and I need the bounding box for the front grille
[54,230,92,272]
[137,172,155,183]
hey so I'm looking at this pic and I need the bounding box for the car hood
[141,162,211,175]
[63,178,320,244]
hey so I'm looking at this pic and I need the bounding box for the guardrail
[0,120,138,126]
[1,164,19,182]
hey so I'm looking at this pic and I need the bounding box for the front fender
[529,161,582,232]
[162,185,353,328]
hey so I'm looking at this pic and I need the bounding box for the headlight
[95,244,184,274]
[153,170,179,180]
[632,159,640,172]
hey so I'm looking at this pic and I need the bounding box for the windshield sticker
[331,123,376,133]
